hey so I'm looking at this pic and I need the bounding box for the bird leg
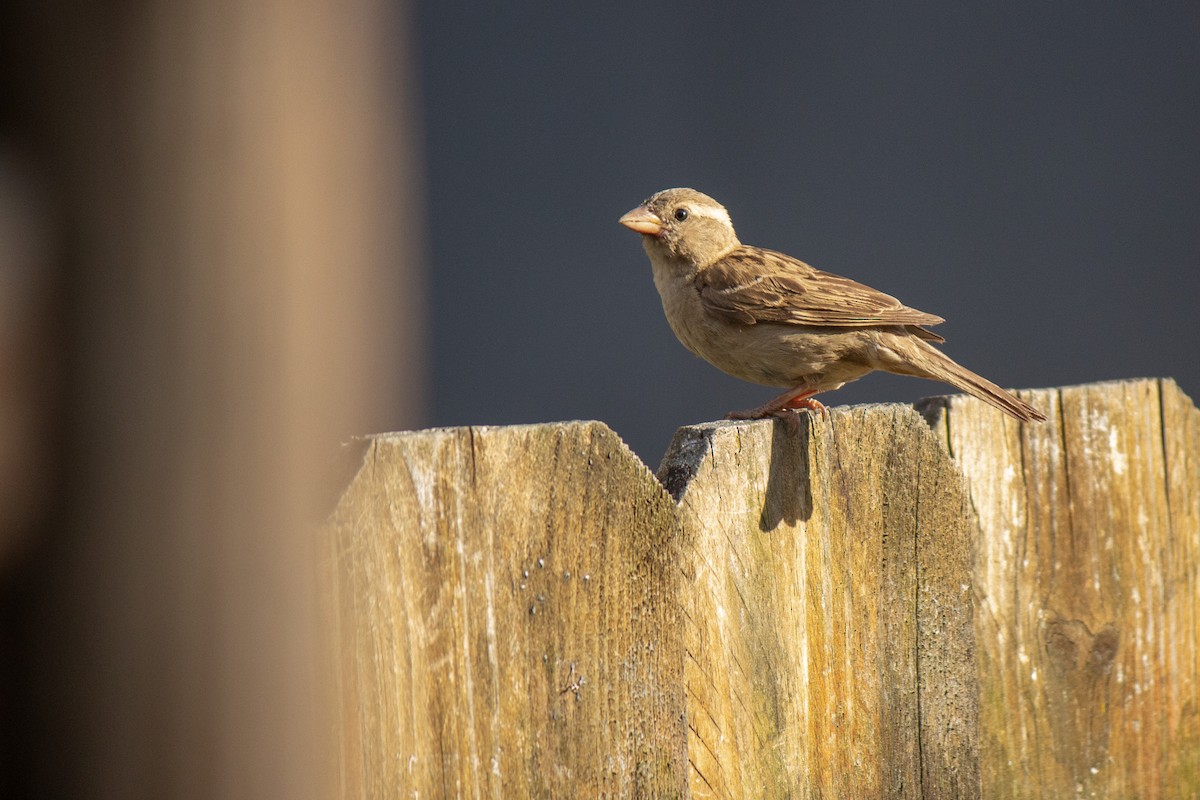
[725,383,825,427]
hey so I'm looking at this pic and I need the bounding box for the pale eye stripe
[687,204,733,227]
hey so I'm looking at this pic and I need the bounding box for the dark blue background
[414,2,1200,463]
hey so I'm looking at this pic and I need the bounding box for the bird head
[619,188,740,269]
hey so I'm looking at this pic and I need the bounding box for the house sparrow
[619,187,1045,423]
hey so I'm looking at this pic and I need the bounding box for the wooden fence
[325,378,1199,798]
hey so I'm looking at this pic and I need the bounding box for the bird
[619,187,1045,424]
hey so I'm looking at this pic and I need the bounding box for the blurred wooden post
[330,378,1200,798]
[4,1,422,796]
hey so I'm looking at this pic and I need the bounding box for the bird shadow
[758,417,814,531]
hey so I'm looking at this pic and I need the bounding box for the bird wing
[697,247,945,337]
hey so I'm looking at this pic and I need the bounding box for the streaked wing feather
[698,247,945,329]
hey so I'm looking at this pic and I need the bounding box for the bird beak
[619,206,663,236]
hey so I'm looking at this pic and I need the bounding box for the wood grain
[660,405,979,799]
[327,422,689,799]
[922,378,1200,797]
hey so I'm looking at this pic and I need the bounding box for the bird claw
[724,405,818,434]
[725,386,825,433]
[785,396,827,416]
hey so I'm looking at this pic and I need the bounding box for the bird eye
[674,208,688,222]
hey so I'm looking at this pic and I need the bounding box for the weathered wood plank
[329,378,1200,798]
[327,422,689,798]
[921,377,1200,797]
[659,405,980,799]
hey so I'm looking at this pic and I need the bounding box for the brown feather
[697,246,945,330]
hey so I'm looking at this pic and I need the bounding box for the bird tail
[905,339,1046,422]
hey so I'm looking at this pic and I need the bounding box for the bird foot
[725,405,783,421]
[725,396,825,434]
[725,390,825,420]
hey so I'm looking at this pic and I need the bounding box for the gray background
[414,2,1199,464]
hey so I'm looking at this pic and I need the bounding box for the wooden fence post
[327,422,690,798]
[327,378,1200,798]
[922,377,1200,797]
[661,405,979,799]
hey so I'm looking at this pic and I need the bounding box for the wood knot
[1042,615,1119,676]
